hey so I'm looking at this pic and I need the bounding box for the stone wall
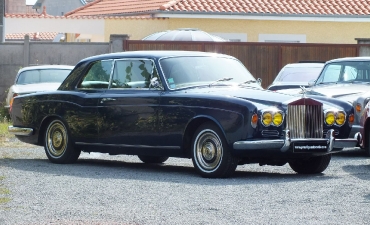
[0,36,120,106]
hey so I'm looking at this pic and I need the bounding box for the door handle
[100,98,116,103]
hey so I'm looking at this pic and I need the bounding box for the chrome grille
[286,104,323,138]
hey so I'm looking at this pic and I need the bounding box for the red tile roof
[65,0,370,17]
[5,32,59,41]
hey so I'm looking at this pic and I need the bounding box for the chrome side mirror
[149,77,162,89]
[257,78,262,86]
[308,80,315,87]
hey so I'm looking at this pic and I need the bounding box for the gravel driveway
[1,146,370,225]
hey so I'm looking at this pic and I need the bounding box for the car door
[97,58,162,147]
[70,59,114,143]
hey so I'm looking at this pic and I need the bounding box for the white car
[267,62,325,92]
[5,65,74,110]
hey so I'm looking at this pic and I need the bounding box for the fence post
[23,34,30,67]
[109,34,130,53]
[355,38,370,56]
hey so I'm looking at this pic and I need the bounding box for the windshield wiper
[209,77,233,87]
[239,80,257,86]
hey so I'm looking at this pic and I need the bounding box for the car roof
[283,63,325,68]
[18,65,74,74]
[79,50,235,63]
[327,57,370,63]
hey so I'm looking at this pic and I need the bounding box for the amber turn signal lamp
[348,114,355,124]
[356,104,362,113]
[251,113,258,128]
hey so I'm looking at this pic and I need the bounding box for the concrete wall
[0,37,112,106]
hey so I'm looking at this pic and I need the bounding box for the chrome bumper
[8,126,33,136]
[233,129,361,152]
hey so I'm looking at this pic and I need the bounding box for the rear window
[276,66,323,82]
[16,69,71,84]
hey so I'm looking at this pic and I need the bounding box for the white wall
[4,17,105,41]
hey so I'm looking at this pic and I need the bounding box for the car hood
[309,83,370,100]
[11,83,62,95]
[184,86,346,110]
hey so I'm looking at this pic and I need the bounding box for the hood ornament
[300,86,307,98]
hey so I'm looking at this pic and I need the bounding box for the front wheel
[44,119,81,164]
[191,122,239,178]
[289,154,331,174]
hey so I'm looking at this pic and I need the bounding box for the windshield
[16,69,72,85]
[276,66,323,82]
[315,61,370,84]
[159,56,258,89]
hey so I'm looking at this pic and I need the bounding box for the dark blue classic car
[8,51,361,178]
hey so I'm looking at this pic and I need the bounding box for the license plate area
[293,141,328,153]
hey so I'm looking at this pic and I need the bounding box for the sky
[26,0,37,5]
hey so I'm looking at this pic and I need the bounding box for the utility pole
[0,0,4,43]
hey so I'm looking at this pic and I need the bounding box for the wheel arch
[38,115,70,146]
[182,115,226,158]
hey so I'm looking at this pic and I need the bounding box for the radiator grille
[286,104,323,138]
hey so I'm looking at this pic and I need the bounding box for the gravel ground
[0,146,370,225]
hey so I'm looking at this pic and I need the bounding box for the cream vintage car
[5,65,73,111]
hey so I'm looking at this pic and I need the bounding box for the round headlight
[272,112,283,126]
[335,111,346,125]
[325,112,335,126]
[262,112,272,126]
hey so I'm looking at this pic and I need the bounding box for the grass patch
[0,188,10,195]
[0,120,11,139]
[0,198,11,204]
[0,176,11,204]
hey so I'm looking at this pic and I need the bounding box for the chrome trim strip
[8,126,33,136]
[233,129,360,152]
[75,142,181,149]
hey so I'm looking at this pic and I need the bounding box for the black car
[8,51,360,178]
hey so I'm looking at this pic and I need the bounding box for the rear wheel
[289,154,331,174]
[44,119,81,164]
[138,155,169,164]
[191,122,239,178]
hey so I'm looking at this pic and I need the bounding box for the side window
[111,59,160,89]
[78,60,113,89]
[318,64,341,83]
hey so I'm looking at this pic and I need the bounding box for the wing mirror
[308,80,316,87]
[257,78,262,86]
[150,77,162,89]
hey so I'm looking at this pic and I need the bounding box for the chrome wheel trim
[46,121,68,158]
[194,129,223,173]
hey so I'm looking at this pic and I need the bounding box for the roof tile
[5,32,59,41]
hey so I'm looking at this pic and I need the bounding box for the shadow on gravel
[0,157,338,185]
[341,163,370,181]
[334,148,369,159]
